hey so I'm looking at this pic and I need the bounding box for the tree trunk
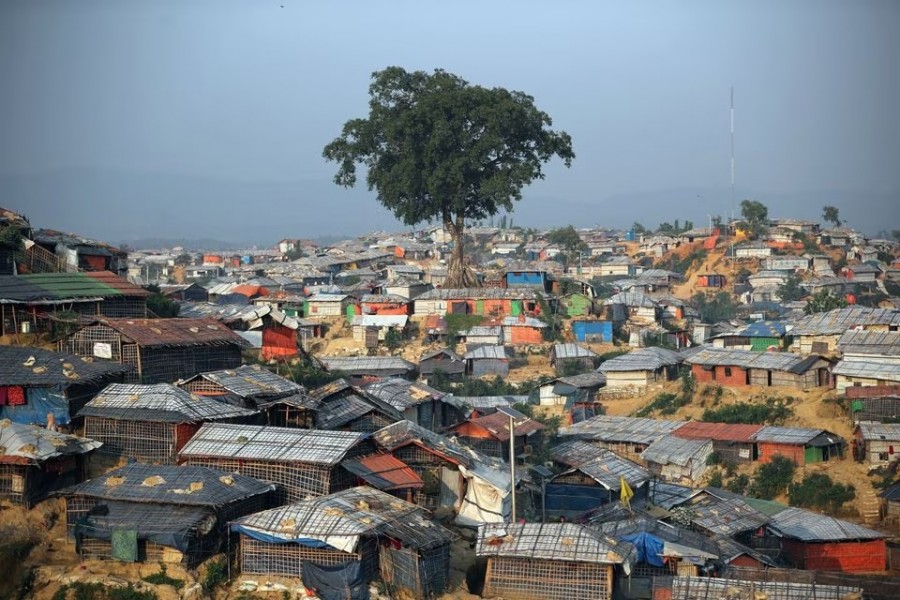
[444,218,480,288]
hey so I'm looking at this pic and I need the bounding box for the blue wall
[573,320,613,342]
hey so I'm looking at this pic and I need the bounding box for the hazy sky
[2,0,898,245]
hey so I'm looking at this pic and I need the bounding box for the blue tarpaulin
[302,561,368,600]
[230,524,329,547]
[0,386,69,426]
[622,532,665,567]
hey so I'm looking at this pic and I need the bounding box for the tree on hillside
[776,273,806,303]
[804,289,847,315]
[632,222,648,235]
[739,199,769,239]
[822,205,842,228]
[323,67,574,287]
[546,225,588,269]
[692,291,738,323]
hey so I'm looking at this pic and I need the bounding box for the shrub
[726,474,751,495]
[788,473,856,514]
[142,565,184,591]
[708,471,724,489]
[748,456,796,500]
[635,393,687,417]
[700,398,793,425]
[201,558,228,593]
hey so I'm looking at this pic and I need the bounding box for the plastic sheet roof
[416,288,540,300]
[80,383,257,423]
[684,347,824,373]
[0,419,101,462]
[363,378,445,410]
[551,343,599,360]
[62,463,273,506]
[767,506,887,541]
[0,346,130,387]
[464,345,509,360]
[838,329,900,356]
[855,422,900,441]
[179,423,364,465]
[319,356,416,374]
[753,426,842,446]
[560,415,685,445]
[640,436,712,467]
[465,411,545,441]
[341,454,424,490]
[93,317,249,347]
[180,365,303,398]
[0,272,149,303]
[675,490,770,536]
[559,450,650,490]
[476,522,636,566]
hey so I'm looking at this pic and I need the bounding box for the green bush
[142,565,184,590]
[726,473,751,495]
[748,456,795,500]
[700,398,793,425]
[708,471,724,489]
[635,392,688,417]
[788,473,855,514]
[201,558,228,593]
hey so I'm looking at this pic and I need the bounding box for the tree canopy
[804,289,848,314]
[822,205,841,228]
[546,225,588,269]
[323,66,574,287]
[739,199,769,239]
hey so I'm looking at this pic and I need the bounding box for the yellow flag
[620,476,634,508]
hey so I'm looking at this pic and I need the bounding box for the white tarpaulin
[455,464,511,527]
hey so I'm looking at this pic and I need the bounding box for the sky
[1,0,898,246]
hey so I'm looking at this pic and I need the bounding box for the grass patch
[142,565,184,590]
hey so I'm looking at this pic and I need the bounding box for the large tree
[822,205,841,228]
[323,67,574,287]
[739,199,769,239]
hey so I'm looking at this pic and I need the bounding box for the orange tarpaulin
[261,324,298,361]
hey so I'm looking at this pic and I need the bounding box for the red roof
[673,421,763,443]
[342,453,423,490]
[232,284,269,298]
[468,411,545,441]
[97,318,249,348]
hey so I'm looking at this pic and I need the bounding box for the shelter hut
[364,378,465,431]
[454,395,529,418]
[307,379,402,433]
[476,522,636,600]
[318,356,417,385]
[572,320,613,343]
[853,422,900,465]
[500,315,546,344]
[837,329,900,364]
[752,426,844,465]
[464,345,510,378]
[177,364,303,408]
[238,304,305,360]
[558,415,685,464]
[672,422,763,464]
[765,506,888,572]
[0,419,101,507]
[535,372,606,422]
[550,343,599,374]
[559,292,594,318]
[545,444,650,519]
[710,321,791,351]
[640,436,713,486]
[451,411,545,462]
[412,287,542,317]
[63,317,247,384]
[359,293,410,316]
[231,487,453,600]
[79,383,257,464]
[881,482,900,528]
[666,577,862,600]
[159,283,208,303]
[178,423,367,503]
[373,420,515,524]
[832,359,900,393]
[422,315,448,344]
[0,271,150,336]
[256,393,320,429]
[418,348,465,383]
[350,314,408,347]
[685,347,831,389]
[598,347,681,389]
[303,293,350,318]
[61,463,273,567]
[787,306,900,355]
[341,453,424,502]
[669,489,770,540]
[0,346,130,428]
[461,325,503,346]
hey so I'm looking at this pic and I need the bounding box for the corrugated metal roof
[319,356,416,374]
[788,306,900,336]
[463,326,502,337]
[603,292,658,308]
[416,288,541,300]
[560,415,685,444]
[452,395,528,410]
[464,345,509,360]
[641,436,712,467]
[178,422,363,465]
[500,316,546,328]
[420,348,463,362]
[560,450,650,490]
[738,321,788,337]
[364,378,445,410]
[855,421,900,441]
[767,506,887,541]
[673,422,763,443]
[95,317,249,347]
[598,347,682,373]
[550,439,609,468]
[684,347,823,373]
[62,463,273,506]
[351,315,409,328]
[556,371,607,388]
[0,346,130,387]
[181,365,302,398]
[466,411,545,441]
[838,329,900,356]
[551,343,598,360]
[832,359,900,381]
[0,419,101,462]
[342,454,424,490]
[80,383,257,423]
[752,426,839,445]
[476,522,636,566]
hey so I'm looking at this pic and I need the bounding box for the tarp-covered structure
[0,418,101,506]
[232,486,453,600]
[61,463,273,567]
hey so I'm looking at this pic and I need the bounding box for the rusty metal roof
[94,317,249,347]
[673,422,763,443]
[465,411,545,441]
[341,453,424,490]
